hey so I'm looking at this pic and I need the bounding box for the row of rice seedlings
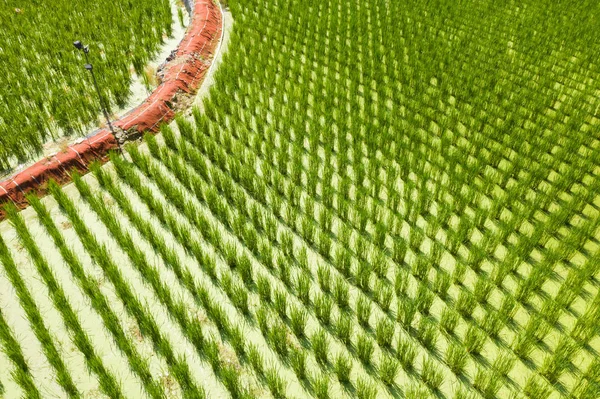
[71,172,251,399]
[0,226,78,397]
[4,203,123,398]
[91,162,304,397]
[0,307,41,398]
[47,180,207,399]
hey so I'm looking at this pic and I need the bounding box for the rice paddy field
[1,0,600,398]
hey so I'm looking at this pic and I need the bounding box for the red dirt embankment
[0,0,222,218]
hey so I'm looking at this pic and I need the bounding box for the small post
[73,40,123,154]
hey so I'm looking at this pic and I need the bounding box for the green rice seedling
[393,239,408,265]
[356,295,372,327]
[421,356,443,391]
[569,379,599,399]
[257,275,272,303]
[231,280,250,316]
[498,296,517,322]
[540,299,561,327]
[335,314,353,346]
[280,231,294,257]
[374,280,394,313]
[314,293,333,326]
[221,364,247,399]
[397,297,417,328]
[333,277,350,309]
[378,353,400,386]
[269,321,289,359]
[356,261,372,292]
[290,306,308,338]
[256,306,270,336]
[456,290,477,318]
[335,247,353,278]
[374,222,387,248]
[247,344,264,377]
[468,246,486,273]
[296,247,310,273]
[453,386,478,399]
[409,228,425,253]
[415,281,435,315]
[446,342,468,375]
[433,269,451,298]
[397,336,417,371]
[473,367,501,399]
[356,332,375,366]
[411,255,430,281]
[204,340,221,374]
[333,353,352,384]
[463,325,486,355]
[373,251,389,278]
[523,375,551,399]
[237,254,254,285]
[311,372,329,399]
[491,262,511,288]
[540,336,578,384]
[452,262,467,285]
[356,377,378,399]
[311,329,329,366]
[480,310,502,338]
[318,232,333,259]
[296,272,311,306]
[417,317,438,351]
[405,383,429,399]
[229,324,246,357]
[317,264,332,293]
[512,330,536,361]
[265,367,286,398]
[277,257,293,288]
[492,350,514,378]
[395,268,410,297]
[290,347,307,381]
[375,317,395,349]
[473,278,493,304]
[440,307,460,335]
[273,289,288,320]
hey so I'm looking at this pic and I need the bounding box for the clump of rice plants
[334,353,352,384]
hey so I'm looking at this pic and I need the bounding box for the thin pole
[83,52,123,154]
